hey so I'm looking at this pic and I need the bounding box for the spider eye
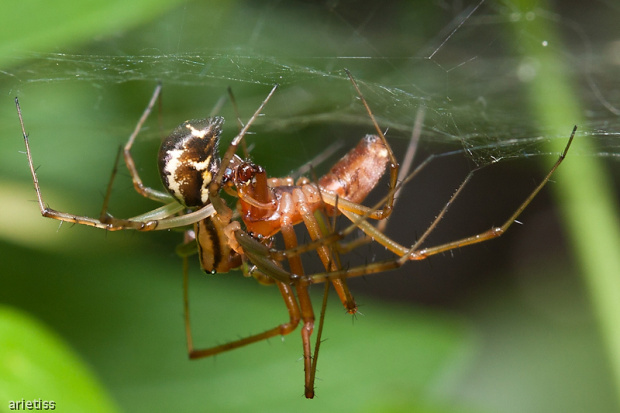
[158,117,223,207]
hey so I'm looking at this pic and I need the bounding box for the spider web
[4,0,620,170]
[4,0,619,254]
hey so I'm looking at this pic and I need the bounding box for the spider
[16,70,575,399]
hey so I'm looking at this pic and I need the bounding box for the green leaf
[0,306,118,413]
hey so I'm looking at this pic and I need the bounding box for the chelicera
[16,69,575,399]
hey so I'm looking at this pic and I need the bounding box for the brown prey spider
[16,69,575,399]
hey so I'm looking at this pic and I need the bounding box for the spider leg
[303,105,424,254]
[183,252,302,358]
[308,202,342,400]
[345,69,399,220]
[226,86,250,159]
[180,211,318,398]
[209,83,279,209]
[122,83,174,203]
[303,127,576,283]
[181,215,310,372]
[278,199,316,399]
[410,127,576,260]
[292,187,357,314]
[291,187,356,398]
[97,143,184,227]
[16,94,209,231]
[376,105,424,233]
[343,126,576,260]
[235,187,343,398]
[336,159,470,258]
[181,207,304,359]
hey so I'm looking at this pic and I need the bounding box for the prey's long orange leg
[292,187,357,314]
[280,220,316,399]
[302,127,576,284]
[183,255,302,359]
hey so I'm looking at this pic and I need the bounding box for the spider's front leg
[15,97,194,231]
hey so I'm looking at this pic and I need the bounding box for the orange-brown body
[238,135,389,238]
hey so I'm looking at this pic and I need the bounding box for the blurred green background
[1,1,620,412]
